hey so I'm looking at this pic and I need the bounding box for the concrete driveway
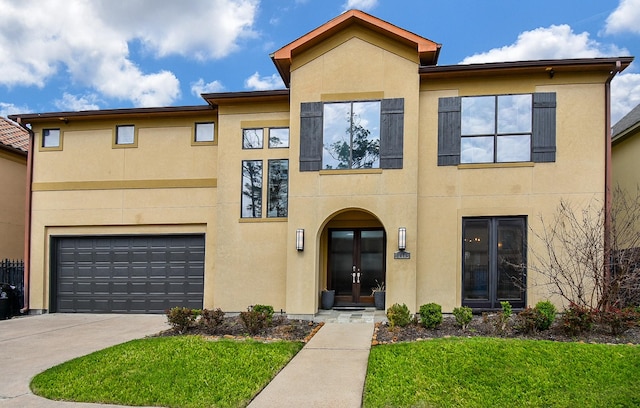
[0,313,169,407]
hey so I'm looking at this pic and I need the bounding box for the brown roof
[0,117,28,153]
[612,103,640,144]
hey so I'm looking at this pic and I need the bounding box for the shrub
[535,300,557,330]
[452,306,473,330]
[598,307,640,335]
[200,308,225,330]
[252,304,275,325]
[419,303,443,329]
[386,303,411,328]
[516,307,541,334]
[239,306,271,335]
[493,301,512,334]
[562,303,595,336]
[166,307,199,334]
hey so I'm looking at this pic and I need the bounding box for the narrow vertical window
[116,125,135,145]
[195,122,214,143]
[243,128,263,149]
[241,160,263,218]
[267,159,288,217]
[42,128,61,148]
[269,128,289,148]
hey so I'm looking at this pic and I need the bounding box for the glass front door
[328,229,385,306]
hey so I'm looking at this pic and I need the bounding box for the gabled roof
[271,9,441,87]
[612,103,640,145]
[0,117,28,154]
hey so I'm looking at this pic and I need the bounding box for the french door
[328,228,385,306]
[462,217,526,309]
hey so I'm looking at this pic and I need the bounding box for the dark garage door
[52,235,205,313]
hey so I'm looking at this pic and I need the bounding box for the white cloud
[0,102,30,118]
[461,25,628,64]
[54,93,100,112]
[0,0,258,107]
[605,0,640,35]
[244,72,285,91]
[611,71,640,124]
[191,79,226,96]
[342,0,378,11]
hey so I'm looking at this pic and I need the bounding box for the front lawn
[364,337,640,408]
[31,336,303,408]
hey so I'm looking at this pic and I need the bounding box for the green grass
[31,336,303,408]
[364,337,640,408]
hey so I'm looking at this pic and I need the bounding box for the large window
[438,93,556,166]
[322,101,381,169]
[462,217,526,309]
[241,159,289,219]
[461,95,531,163]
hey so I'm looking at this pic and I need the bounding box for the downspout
[603,60,621,311]
[16,117,33,314]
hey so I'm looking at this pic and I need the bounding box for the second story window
[116,125,136,146]
[243,128,263,149]
[195,122,215,143]
[269,128,289,148]
[42,128,61,148]
[461,94,532,163]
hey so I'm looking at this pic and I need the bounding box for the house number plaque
[394,251,410,259]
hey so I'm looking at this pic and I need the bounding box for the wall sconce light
[296,229,304,251]
[398,227,406,251]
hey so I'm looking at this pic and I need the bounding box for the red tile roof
[0,117,29,152]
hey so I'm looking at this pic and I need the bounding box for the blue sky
[1,0,639,123]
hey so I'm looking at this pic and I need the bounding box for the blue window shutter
[532,92,556,163]
[380,98,404,169]
[438,97,461,166]
[299,102,323,171]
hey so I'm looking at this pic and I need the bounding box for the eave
[271,9,441,87]
[202,89,290,108]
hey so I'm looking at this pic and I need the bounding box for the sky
[0,0,639,124]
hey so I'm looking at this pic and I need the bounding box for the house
[0,117,28,261]
[612,103,640,196]
[9,10,633,316]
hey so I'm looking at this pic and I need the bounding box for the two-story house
[10,10,633,316]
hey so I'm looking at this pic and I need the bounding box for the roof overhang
[8,105,214,125]
[271,9,441,87]
[202,89,290,108]
[419,57,634,79]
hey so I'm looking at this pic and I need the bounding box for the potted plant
[372,280,385,310]
[321,288,335,310]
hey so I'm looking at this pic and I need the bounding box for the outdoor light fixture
[296,229,304,251]
[398,227,407,251]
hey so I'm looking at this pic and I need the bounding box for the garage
[51,235,205,313]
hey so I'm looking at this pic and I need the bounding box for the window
[243,128,263,149]
[462,217,526,309]
[461,95,531,163]
[267,159,288,217]
[116,125,135,145]
[195,122,215,143]
[299,98,404,171]
[42,128,61,148]
[322,101,381,169]
[438,93,556,165]
[241,160,263,218]
[269,127,289,148]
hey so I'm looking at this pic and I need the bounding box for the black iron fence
[0,259,24,312]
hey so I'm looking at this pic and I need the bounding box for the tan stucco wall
[613,131,640,197]
[0,150,26,259]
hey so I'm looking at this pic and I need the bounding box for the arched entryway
[322,209,386,307]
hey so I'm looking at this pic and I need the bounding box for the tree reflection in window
[243,129,263,149]
[269,128,289,148]
[323,101,380,169]
[268,159,288,217]
[241,160,262,218]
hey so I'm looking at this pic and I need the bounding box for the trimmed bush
[452,306,473,330]
[252,304,275,325]
[166,307,199,334]
[239,306,270,335]
[386,303,411,328]
[562,303,595,335]
[598,307,640,335]
[535,300,557,330]
[200,308,225,330]
[419,303,443,329]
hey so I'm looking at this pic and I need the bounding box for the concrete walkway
[248,321,375,408]
[0,313,168,408]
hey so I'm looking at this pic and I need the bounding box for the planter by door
[321,290,335,310]
[374,291,385,310]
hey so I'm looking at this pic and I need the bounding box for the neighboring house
[10,10,634,316]
[0,117,28,261]
[612,103,640,196]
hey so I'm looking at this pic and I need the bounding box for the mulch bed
[373,314,640,345]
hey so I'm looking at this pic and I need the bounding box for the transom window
[322,101,381,169]
[243,127,290,149]
[42,128,61,148]
[461,94,532,163]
